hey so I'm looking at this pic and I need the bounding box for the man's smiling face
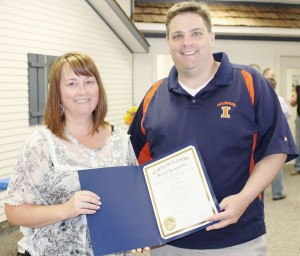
[166,12,215,75]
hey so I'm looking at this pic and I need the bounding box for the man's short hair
[165,1,212,36]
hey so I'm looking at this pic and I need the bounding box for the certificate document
[144,145,219,239]
[78,141,220,255]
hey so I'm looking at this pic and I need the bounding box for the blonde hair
[267,77,276,89]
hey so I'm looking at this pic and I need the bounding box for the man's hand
[205,193,249,231]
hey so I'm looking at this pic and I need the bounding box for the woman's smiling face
[59,63,99,119]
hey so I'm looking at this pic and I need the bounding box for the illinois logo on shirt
[217,101,236,118]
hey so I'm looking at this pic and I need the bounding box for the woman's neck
[64,119,94,137]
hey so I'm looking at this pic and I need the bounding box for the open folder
[78,141,220,255]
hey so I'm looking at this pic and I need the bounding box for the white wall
[134,38,300,102]
[0,0,134,222]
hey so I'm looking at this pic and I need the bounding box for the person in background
[128,1,298,256]
[250,64,261,73]
[262,68,275,80]
[290,81,300,175]
[4,52,138,256]
[265,76,291,200]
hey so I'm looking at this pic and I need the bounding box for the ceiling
[86,0,150,53]
[133,0,300,40]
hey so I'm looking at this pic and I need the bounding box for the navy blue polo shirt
[129,52,298,249]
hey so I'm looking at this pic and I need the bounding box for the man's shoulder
[145,78,168,99]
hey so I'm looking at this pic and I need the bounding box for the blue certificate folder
[78,141,220,255]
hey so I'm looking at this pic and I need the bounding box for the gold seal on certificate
[163,217,176,231]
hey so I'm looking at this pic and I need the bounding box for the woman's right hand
[131,247,150,254]
[63,190,101,219]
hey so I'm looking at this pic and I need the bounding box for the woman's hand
[63,190,101,219]
[131,247,150,254]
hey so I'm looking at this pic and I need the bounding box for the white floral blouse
[5,126,137,256]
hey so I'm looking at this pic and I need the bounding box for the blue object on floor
[0,177,10,191]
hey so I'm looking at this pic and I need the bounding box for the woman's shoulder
[112,125,129,136]
[15,128,51,158]
[110,125,130,144]
[23,127,61,149]
[23,127,46,144]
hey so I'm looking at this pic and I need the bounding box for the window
[28,53,57,125]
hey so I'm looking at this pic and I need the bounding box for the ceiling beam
[86,0,150,53]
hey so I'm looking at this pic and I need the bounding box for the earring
[60,104,64,116]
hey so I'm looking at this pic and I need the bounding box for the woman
[4,52,137,256]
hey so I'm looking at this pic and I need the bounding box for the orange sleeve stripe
[250,133,259,199]
[250,133,257,175]
[241,70,255,106]
[250,133,262,200]
[138,79,164,164]
[241,70,262,200]
[141,79,164,135]
[137,142,152,164]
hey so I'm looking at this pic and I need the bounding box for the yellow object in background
[123,106,138,125]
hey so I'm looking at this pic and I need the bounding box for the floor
[264,164,300,256]
[0,164,299,256]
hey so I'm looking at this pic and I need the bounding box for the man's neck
[178,60,220,89]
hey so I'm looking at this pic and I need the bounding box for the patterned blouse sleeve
[4,130,50,206]
[127,138,138,166]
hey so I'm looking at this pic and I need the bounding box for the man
[262,68,275,80]
[129,1,298,256]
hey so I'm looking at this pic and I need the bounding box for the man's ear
[166,36,171,53]
[209,31,215,44]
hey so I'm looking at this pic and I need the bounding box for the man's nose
[183,35,192,45]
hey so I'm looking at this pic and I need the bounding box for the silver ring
[81,202,86,209]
